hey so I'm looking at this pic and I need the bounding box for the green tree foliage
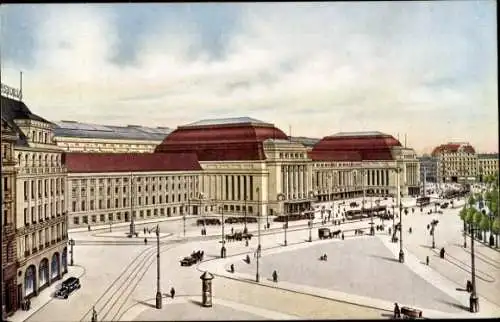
[474,209,483,226]
[468,195,476,207]
[492,218,500,235]
[459,206,467,222]
[480,214,490,232]
[466,208,475,225]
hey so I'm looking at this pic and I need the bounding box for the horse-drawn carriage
[225,231,253,242]
[318,228,342,239]
[401,306,423,319]
[180,250,204,266]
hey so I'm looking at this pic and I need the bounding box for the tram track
[431,248,496,283]
[79,239,181,322]
[461,247,500,270]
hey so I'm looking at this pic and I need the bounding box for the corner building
[1,95,68,304]
[2,118,19,316]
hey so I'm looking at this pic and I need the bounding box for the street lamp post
[183,205,186,238]
[430,219,438,248]
[277,193,286,246]
[109,222,112,233]
[308,220,312,242]
[155,225,162,309]
[256,187,261,283]
[129,174,136,236]
[220,206,226,258]
[370,188,375,236]
[397,166,405,263]
[244,195,248,232]
[68,238,75,266]
[470,225,479,312]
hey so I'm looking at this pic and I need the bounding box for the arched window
[24,265,36,296]
[51,253,60,279]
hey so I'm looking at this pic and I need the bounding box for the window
[108,213,113,221]
[82,216,88,224]
[90,200,94,210]
[31,181,34,199]
[81,201,86,211]
[24,208,28,225]
[100,214,105,222]
[117,213,122,220]
[24,181,28,200]
[91,215,97,223]
[115,199,118,208]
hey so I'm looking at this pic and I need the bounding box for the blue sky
[0,2,497,154]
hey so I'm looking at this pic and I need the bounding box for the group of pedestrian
[201,227,207,236]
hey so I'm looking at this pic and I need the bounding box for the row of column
[204,174,255,202]
[282,165,308,200]
[405,163,418,186]
[365,169,390,187]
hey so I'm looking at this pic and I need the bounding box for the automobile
[180,256,197,267]
[440,203,449,209]
[349,202,358,208]
[55,277,81,299]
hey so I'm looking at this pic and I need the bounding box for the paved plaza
[236,237,463,313]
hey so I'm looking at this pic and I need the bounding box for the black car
[55,277,81,299]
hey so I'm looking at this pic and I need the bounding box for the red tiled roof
[155,123,288,161]
[431,143,476,156]
[63,152,202,173]
[310,132,401,161]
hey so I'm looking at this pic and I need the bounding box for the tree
[480,214,490,241]
[474,209,483,239]
[492,218,500,248]
[468,195,476,208]
[459,206,467,247]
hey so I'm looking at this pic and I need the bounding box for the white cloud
[1,2,497,154]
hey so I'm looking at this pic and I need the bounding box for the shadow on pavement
[420,244,434,249]
[188,299,205,307]
[455,287,468,292]
[136,300,156,309]
[437,299,469,312]
[380,312,394,319]
[370,254,400,263]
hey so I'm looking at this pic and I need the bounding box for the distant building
[477,153,499,181]
[432,142,478,183]
[53,120,172,153]
[418,155,438,183]
[431,142,499,183]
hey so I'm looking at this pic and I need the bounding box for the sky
[0,2,497,154]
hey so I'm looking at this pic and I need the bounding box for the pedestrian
[341,233,344,240]
[272,270,278,283]
[246,254,251,263]
[230,264,235,273]
[245,239,249,247]
[170,287,175,299]
[426,255,429,266]
[394,302,401,319]
[231,227,234,234]
[88,224,91,232]
[144,238,147,245]
[91,306,97,322]
[144,227,146,234]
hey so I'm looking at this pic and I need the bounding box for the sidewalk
[119,295,298,321]
[8,265,85,322]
